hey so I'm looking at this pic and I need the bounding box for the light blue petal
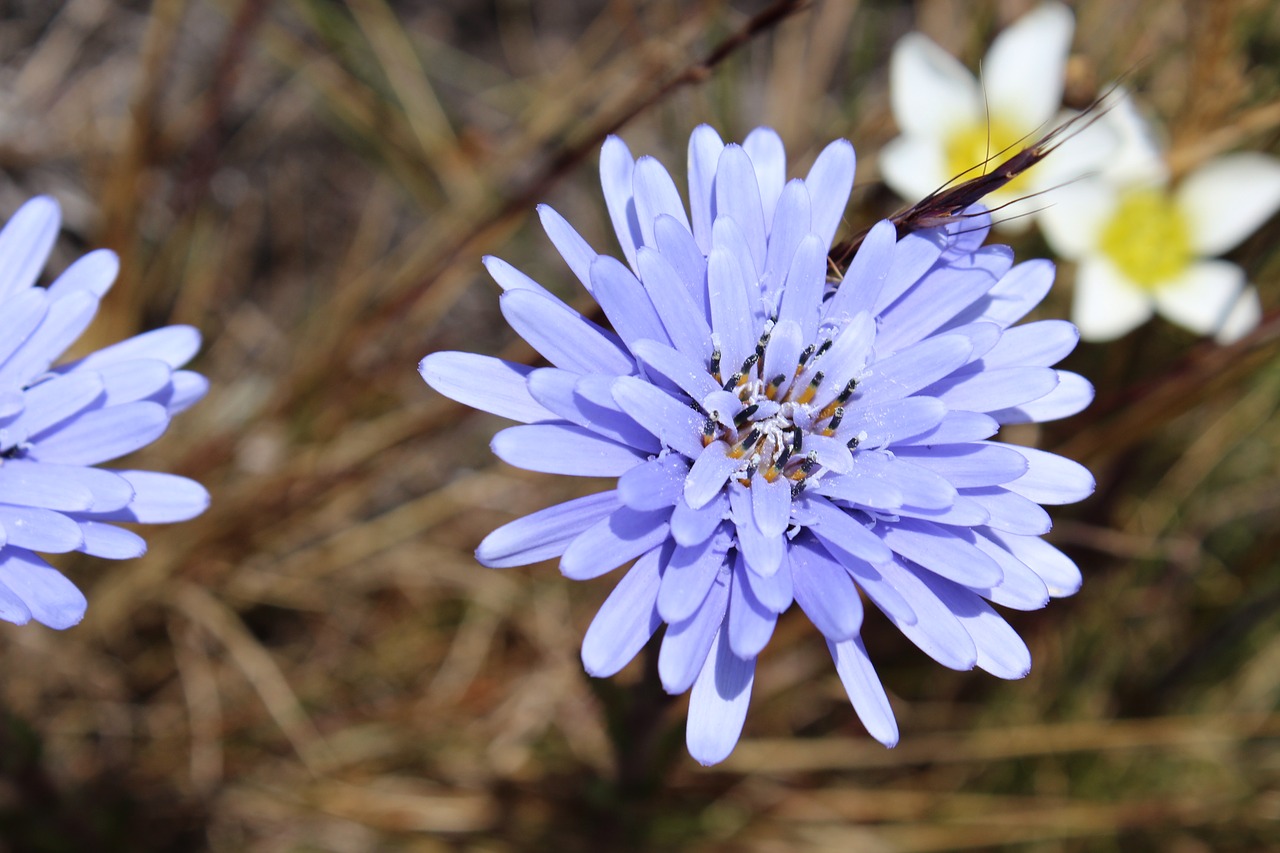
[475,491,620,569]
[993,371,1093,424]
[618,456,688,511]
[559,506,671,581]
[86,470,199,521]
[853,334,972,406]
[730,483,785,577]
[908,567,1031,678]
[980,320,1079,369]
[482,255,554,298]
[659,527,731,622]
[686,627,755,766]
[537,204,597,292]
[876,517,1003,588]
[600,135,641,269]
[762,181,811,310]
[961,487,1051,535]
[801,494,893,565]
[743,127,786,228]
[1003,445,1096,505]
[872,558,977,671]
[790,536,863,641]
[659,570,729,693]
[0,196,59,300]
[827,221,898,324]
[636,247,712,360]
[686,125,725,253]
[715,145,767,274]
[670,490,728,548]
[983,527,1081,597]
[828,637,898,747]
[652,214,709,317]
[420,352,557,424]
[589,255,672,351]
[76,520,147,559]
[0,548,85,630]
[581,547,664,677]
[633,155,691,249]
[728,552,777,657]
[612,376,705,458]
[926,366,1060,413]
[491,423,647,477]
[893,442,1029,488]
[29,401,168,466]
[776,234,827,343]
[500,288,633,375]
[684,441,739,510]
[0,505,83,552]
[58,325,200,372]
[803,138,855,248]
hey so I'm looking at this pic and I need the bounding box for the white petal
[878,135,949,203]
[1153,259,1246,337]
[1095,87,1168,186]
[1029,108,1120,191]
[983,2,1074,130]
[1072,258,1153,342]
[890,33,979,138]
[1215,285,1262,345]
[1038,179,1116,259]
[1177,153,1280,256]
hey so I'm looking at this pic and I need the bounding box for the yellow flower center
[943,115,1035,199]
[1097,188,1193,290]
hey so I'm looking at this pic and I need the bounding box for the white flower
[880,2,1107,232]
[1039,90,1280,343]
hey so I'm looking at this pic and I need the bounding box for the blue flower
[0,197,210,630]
[420,126,1095,766]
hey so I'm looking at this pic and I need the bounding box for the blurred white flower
[881,2,1107,232]
[1040,90,1280,343]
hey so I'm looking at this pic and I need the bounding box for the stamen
[790,480,807,498]
[795,371,825,404]
[722,371,743,392]
[847,435,860,450]
[765,372,786,398]
[767,442,794,479]
[796,343,816,369]
[818,380,857,420]
[738,352,759,376]
[729,427,763,458]
[822,405,845,436]
[733,403,759,428]
[754,329,771,362]
[799,450,818,475]
[709,348,722,382]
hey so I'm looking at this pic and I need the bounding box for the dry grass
[1,0,1279,850]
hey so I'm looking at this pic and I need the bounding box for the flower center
[701,328,857,496]
[1097,187,1193,289]
[943,115,1035,199]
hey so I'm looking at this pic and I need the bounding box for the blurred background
[1,0,1279,849]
